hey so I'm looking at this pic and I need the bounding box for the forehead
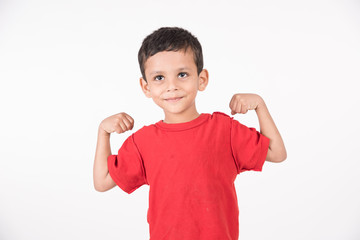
[144,49,196,75]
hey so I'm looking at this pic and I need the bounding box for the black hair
[138,27,203,82]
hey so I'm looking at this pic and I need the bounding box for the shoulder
[212,111,231,117]
[210,111,234,121]
[207,111,235,132]
[131,124,157,140]
[210,111,249,130]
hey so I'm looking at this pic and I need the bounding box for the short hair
[138,27,203,82]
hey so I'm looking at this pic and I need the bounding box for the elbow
[276,155,287,163]
[94,186,106,192]
[94,173,116,192]
[266,149,287,163]
[281,149,288,162]
[94,182,108,192]
[274,152,287,163]
[94,184,103,192]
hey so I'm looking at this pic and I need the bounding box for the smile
[165,97,183,102]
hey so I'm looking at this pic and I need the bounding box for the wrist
[255,95,266,111]
[98,126,110,136]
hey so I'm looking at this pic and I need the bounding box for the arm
[93,112,135,192]
[93,127,116,192]
[255,97,287,163]
[229,93,287,163]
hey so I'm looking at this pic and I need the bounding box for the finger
[118,121,127,132]
[229,95,234,106]
[229,102,235,115]
[232,99,239,114]
[229,95,237,110]
[235,101,242,114]
[124,114,134,129]
[122,117,133,130]
[114,126,123,134]
[241,104,247,114]
[124,114,134,124]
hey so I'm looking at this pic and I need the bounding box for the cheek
[184,81,199,92]
[151,88,163,97]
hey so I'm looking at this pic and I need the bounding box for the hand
[229,93,263,115]
[99,112,134,134]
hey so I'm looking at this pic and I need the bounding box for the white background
[1,0,359,239]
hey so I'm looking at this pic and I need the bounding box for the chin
[164,109,185,114]
[163,106,188,114]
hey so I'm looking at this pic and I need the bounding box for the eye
[154,75,164,81]
[179,72,188,78]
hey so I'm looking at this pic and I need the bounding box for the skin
[93,48,287,192]
[229,93,287,163]
[139,48,209,124]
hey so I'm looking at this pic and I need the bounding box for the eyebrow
[149,67,190,76]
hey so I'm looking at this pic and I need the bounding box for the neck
[163,110,200,124]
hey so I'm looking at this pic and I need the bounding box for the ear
[198,69,209,91]
[139,77,152,98]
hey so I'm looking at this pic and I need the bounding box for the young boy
[93,27,287,240]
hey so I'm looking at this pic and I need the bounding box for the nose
[166,76,179,91]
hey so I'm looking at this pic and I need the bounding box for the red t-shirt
[108,111,270,240]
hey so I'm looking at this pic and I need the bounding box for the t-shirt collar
[155,113,210,131]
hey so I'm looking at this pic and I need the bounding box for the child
[93,26,287,240]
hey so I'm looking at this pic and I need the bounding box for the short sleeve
[230,118,270,174]
[107,133,147,194]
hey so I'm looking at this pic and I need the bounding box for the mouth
[165,97,183,102]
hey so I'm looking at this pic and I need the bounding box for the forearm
[255,97,287,162]
[93,127,113,191]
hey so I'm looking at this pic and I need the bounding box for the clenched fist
[229,93,263,115]
[99,112,134,134]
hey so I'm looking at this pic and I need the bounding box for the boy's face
[140,48,208,121]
